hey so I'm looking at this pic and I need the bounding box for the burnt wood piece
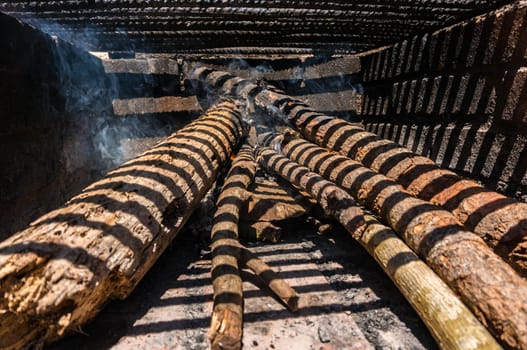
[256,145,502,349]
[193,67,527,276]
[210,144,257,350]
[239,248,299,313]
[0,100,244,350]
[279,137,527,349]
[239,176,316,242]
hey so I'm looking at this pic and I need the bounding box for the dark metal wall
[0,0,514,54]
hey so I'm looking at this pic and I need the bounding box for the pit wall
[0,14,189,240]
[358,1,527,201]
[0,13,122,239]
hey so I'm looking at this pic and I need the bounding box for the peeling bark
[280,137,527,349]
[257,145,502,349]
[0,100,244,350]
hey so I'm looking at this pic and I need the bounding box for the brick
[395,39,408,77]
[404,35,419,74]
[503,6,527,64]
[502,67,527,121]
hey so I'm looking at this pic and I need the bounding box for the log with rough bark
[210,144,257,350]
[255,148,367,236]
[256,146,502,350]
[279,136,527,349]
[209,144,298,350]
[0,100,245,350]
[192,67,527,275]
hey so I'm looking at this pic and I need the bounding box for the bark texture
[257,145,501,349]
[256,147,366,237]
[281,137,527,349]
[0,100,244,350]
[210,144,257,350]
[192,67,527,275]
[358,215,500,350]
[284,113,527,266]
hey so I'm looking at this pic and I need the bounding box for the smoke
[226,58,274,80]
[15,15,189,175]
[192,55,365,151]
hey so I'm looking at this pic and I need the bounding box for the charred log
[256,146,501,350]
[0,100,244,350]
[279,136,527,349]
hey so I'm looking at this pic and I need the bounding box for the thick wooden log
[359,215,501,350]
[192,67,527,275]
[210,144,257,350]
[280,137,527,349]
[256,146,502,350]
[279,110,527,272]
[0,100,244,350]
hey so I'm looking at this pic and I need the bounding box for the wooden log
[209,144,299,349]
[210,144,257,350]
[280,110,527,272]
[239,247,299,312]
[279,137,527,349]
[0,100,245,350]
[192,67,527,275]
[255,148,366,236]
[359,215,501,350]
[256,146,502,349]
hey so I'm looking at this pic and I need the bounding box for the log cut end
[0,240,120,349]
[209,308,243,350]
[0,260,118,349]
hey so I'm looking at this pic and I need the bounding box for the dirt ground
[49,216,438,350]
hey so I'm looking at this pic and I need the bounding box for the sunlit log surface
[279,136,527,349]
[0,100,244,350]
[193,67,527,276]
[209,144,256,350]
[257,145,502,350]
[210,144,300,350]
[238,247,299,313]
